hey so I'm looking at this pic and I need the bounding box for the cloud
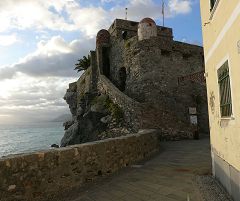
[0,0,194,36]
[0,34,19,46]
[0,74,74,123]
[0,0,74,32]
[0,36,95,79]
[168,0,192,14]
[108,0,194,23]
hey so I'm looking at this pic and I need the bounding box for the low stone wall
[0,130,159,201]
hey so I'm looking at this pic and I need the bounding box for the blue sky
[0,0,203,123]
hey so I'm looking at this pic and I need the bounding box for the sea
[0,122,64,158]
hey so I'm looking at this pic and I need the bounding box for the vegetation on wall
[105,97,124,121]
[74,55,91,72]
[91,95,124,123]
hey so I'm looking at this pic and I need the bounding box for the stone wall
[0,130,159,201]
[98,74,142,132]
[107,33,208,134]
[108,19,173,40]
[95,25,209,134]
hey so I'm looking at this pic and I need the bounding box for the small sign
[189,107,197,115]
[190,115,198,125]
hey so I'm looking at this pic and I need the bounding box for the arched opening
[122,31,127,40]
[102,47,110,78]
[119,67,127,91]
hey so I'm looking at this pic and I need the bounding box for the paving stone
[61,138,229,201]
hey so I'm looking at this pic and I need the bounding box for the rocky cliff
[61,67,131,147]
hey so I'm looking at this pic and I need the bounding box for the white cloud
[66,5,109,36]
[168,0,192,14]
[0,0,74,32]
[0,74,74,123]
[109,0,194,24]
[0,0,194,36]
[0,36,95,79]
[0,34,19,46]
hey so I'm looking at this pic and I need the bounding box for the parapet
[108,19,173,40]
[0,130,159,201]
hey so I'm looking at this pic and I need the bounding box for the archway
[119,67,127,91]
[102,47,110,78]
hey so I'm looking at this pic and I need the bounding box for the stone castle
[61,18,209,146]
[0,18,211,201]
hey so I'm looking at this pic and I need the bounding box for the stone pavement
[63,138,212,201]
[63,139,211,201]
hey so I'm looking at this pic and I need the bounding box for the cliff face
[61,68,130,147]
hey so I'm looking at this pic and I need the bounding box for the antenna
[162,0,165,26]
[125,7,128,20]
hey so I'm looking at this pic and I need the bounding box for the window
[210,0,216,10]
[217,61,232,117]
[209,0,220,19]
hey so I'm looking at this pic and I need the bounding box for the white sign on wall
[190,115,198,125]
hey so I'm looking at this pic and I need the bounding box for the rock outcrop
[61,69,130,147]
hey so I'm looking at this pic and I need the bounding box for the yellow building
[200,0,240,200]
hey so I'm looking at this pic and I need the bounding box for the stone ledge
[0,129,160,201]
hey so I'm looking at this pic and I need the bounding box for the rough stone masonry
[62,18,209,146]
[0,130,159,201]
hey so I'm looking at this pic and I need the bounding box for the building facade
[200,1,240,200]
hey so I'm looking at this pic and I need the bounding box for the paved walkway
[61,137,212,201]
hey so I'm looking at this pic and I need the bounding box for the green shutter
[217,61,232,117]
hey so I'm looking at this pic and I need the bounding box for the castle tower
[138,18,157,41]
[96,29,110,47]
[96,29,111,78]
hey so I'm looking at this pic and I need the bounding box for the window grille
[217,61,232,117]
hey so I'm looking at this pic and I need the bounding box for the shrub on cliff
[105,97,124,122]
[91,95,124,123]
[74,55,90,72]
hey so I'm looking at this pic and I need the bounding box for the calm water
[0,122,64,158]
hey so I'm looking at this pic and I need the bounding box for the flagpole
[125,8,128,20]
[162,0,165,26]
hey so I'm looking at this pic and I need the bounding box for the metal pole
[125,8,128,20]
[162,0,165,26]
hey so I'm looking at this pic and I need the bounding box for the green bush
[91,95,124,122]
[125,41,130,48]
[105,97,124,122]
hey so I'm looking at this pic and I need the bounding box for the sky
[0,0,203,124]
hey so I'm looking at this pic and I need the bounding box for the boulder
[60,111,107,147]
[51,144,59,148]
[61,122,79,147]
